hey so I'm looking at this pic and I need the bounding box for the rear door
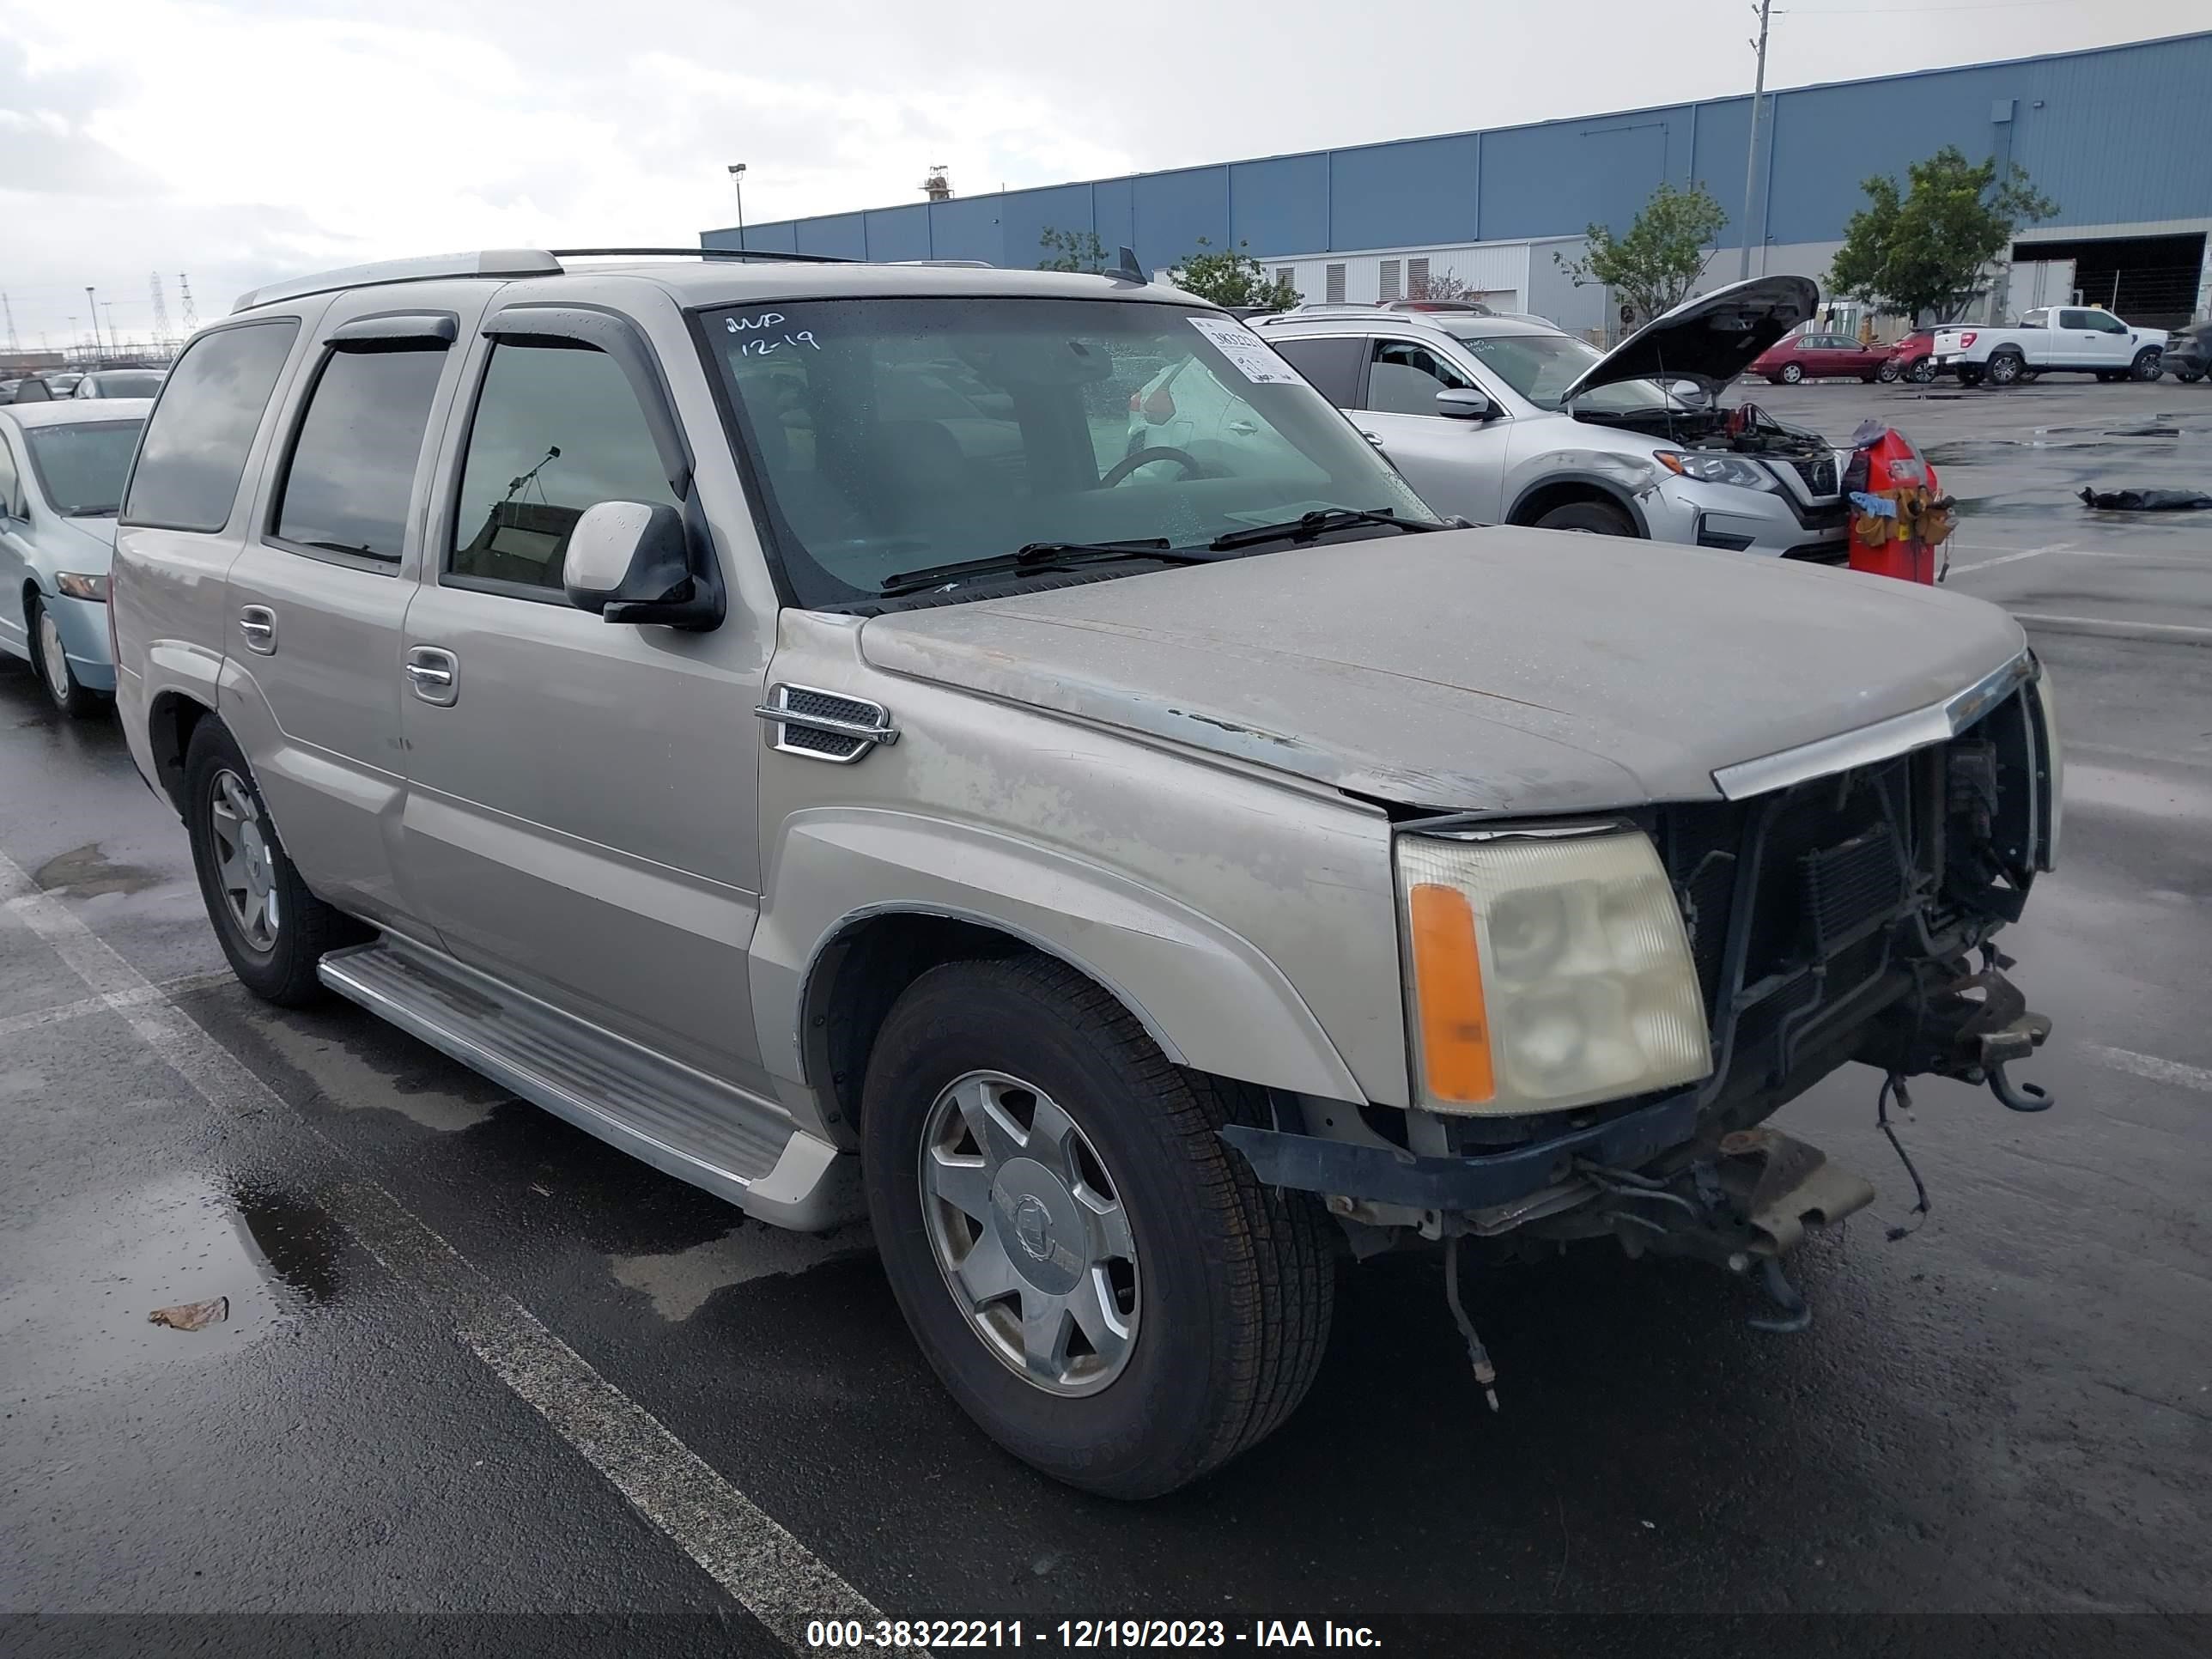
[218,286,479,932]
[1350,337,1509,521]
[396,298,774,1091]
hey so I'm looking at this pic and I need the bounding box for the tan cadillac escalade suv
[110,249,2061,1498]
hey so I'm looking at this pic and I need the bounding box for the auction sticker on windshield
[1187,315,1301,385]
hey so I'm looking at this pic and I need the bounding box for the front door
[398,313,774,1091]
[0,428,30,665]
[1352,337,1510,522]
[218,293,467,930]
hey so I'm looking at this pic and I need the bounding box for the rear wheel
[28,597,102,720]
[1908,360,1936,384]
[183,720,363,1006]
[860,956,1334,1498]
[1533,499,1635,537]
[1985,350,2025,387]
[1778,362,1804,385]
[2176,367,2205,385]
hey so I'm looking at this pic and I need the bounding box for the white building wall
[1260,241,1534,311]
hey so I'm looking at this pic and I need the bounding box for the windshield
[703,295,1437,605]
[25,420,143,516]
[1447,329,1668,413]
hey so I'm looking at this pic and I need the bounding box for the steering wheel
[1098,446,1204,489]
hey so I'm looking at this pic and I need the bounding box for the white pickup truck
[1934,306,2166,386]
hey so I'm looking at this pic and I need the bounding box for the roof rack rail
[234,249,562,314]
[555,246,854,264]
[230,244,860,315]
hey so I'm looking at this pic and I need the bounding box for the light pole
[727,163,748,252]
[103,301,119,356]
[86,286,101,356]
[1737,0,1772,282]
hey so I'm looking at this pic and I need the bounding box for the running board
[318,938,857,1231]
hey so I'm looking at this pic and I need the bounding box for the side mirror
[1435,386,1496,421]
[563,501,723,629]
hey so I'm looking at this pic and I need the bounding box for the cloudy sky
[1,0,2200,349]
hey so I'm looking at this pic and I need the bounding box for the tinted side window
[2092,312,2129,334]
[273,348,447,562]
[1364,339,1471,416]
[121,319,299,532]
[1269,336,1365,408]
[2058,309,2089,330]
[449,342,678,593]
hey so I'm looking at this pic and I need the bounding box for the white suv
[1243,277,1850,562]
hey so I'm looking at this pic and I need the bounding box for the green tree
[1826,146,2057,324]
[1037,227,1108,273]
[1169,239,1301,310]
[1553,181,1728,324]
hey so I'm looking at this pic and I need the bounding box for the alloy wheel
[918,1070,1139,1396]
[1780,363,1803,384]
[209,768,281,951]
[37,610,70,702]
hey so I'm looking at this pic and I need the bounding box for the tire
[2130,349,2164,382]
[1778,362,1804,385]
[860,955,1334,1499]
[2018,371,2041,385]
[27,596,103,720]
[1985,350,2025,387]
[2175,368,2204,384]
[182,720,362,1006]
[1533,499,1635,537]
[1876,362,1901,383]
[1908,360,1936,384]
[1957,367,1985,388]
[2095,371,2124,384]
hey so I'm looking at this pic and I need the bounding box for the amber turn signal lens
[1407,881,1495,1105]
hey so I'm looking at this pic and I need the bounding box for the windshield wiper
[878,538,1212,597]
[68,507,119,519]
[1206,507,1444,552]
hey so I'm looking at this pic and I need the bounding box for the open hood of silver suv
[860,527,2027,815]
[1558,275,1820,403]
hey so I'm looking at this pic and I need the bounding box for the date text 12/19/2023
[804,1620,1383,1649]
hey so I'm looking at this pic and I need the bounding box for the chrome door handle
[404,646,459,706]
[1226,420,1259,436]
[1359,430,1386,449]
[239,605,276,655]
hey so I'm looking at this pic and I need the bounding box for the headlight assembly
[55,572,110,603]
[1398,826,1711,1115]
[1654,450,1775,492]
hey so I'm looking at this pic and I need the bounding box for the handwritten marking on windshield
[726,313,786,331]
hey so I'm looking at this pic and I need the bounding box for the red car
[1879,330,1939,384]
[1748,330,1892,384]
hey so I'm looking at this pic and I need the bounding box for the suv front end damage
[1222,648,2061,1338]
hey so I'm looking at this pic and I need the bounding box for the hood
[1559,275,1820,403]
[860,529,2026,816]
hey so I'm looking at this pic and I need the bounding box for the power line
[179,274,198,332]
[149,271,173,345]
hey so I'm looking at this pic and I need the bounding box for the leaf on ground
[148,1297,229,1332]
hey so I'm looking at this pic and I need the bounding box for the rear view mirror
[563,501,722,629]
[1435,387,1496,421]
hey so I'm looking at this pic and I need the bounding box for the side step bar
[318,938,858,1231]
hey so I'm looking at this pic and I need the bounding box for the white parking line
[0,850,920,1656]
[2084,1045,2212,1095]
[0,968,235,1039]
[1949,544,2072,572]
[2014,614,2212,646]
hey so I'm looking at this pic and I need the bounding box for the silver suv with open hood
[112,248,2060,1500]
[1250,275,1850,562]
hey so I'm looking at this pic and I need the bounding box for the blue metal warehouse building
[703,31,2212,331]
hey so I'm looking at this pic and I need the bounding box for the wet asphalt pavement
[3,377,2210,1654]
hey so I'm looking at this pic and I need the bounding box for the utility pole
[727,163,747,252]
[86,286,102,356]
[178,274,198,332]
[102,301,119,356]
[149,270,173,347]
[1737,0,1772,282]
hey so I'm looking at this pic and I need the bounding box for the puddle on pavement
[611,1219,874,1321]
[239,1003,507,1133]
[33,843,162,898]
[0,1174,344,1398]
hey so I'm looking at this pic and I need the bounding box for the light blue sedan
[0,398,150,717]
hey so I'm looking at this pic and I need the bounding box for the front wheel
[1778,362,1804,385]
[29,597,102,720]
[1533,499,1635,537]
[183,720,363,1006]
[2131,349,2164,382]
[861,956,1334,1498]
